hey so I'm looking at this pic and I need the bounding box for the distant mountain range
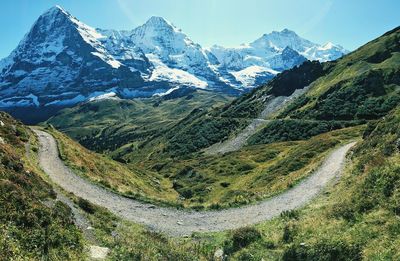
[0,5,348,108]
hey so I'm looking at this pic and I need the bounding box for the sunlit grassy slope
[128,126,362,208]
[66,105,400,260]
[278,26,400,120]
[1,107,396,260]
[47,90,233,153]
[218,105,400,260]
[44,126,179,206]
[46,121,362,208]
[0,112,84,260]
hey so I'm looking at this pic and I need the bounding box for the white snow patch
[0,94,39,107]
[148,57,208,89]
[91,52,121,69]
[150,66,208,89]
[26,94,40,106]
[152,86,180,97]
[43,91,79,98]
[231,66,278,88]
[319,42,334,50]
[45,94,85,106]
[45,88,119,106]
[120,88,168,98]
[88,91,118,101]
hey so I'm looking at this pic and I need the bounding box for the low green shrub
[282,223,296,243]
[77,198,96,214]
[224,227,262,253]
[248,119,360,146]
[280,210,300,220]
[282,240,362,261]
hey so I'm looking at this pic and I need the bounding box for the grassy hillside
[43,119,362,209]
[47,90,232,153]
[0,112,84,260]
[222,105,400,260]
[150,26,400,157]
[0,112,227,260]
[138,108,251,158]
[278,26,400,121]
[247,119,363,146]
[51,105,399,260]
[44,126,179,206]
[134,126,362,208]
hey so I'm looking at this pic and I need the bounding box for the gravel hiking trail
[34,129,355,236]
[205,86,311,155]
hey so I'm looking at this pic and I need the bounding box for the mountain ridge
[0,5,348,112]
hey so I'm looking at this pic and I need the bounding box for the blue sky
[0,0,399,58]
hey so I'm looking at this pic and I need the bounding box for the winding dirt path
[204,118,269,155]
[34,129,355,236]
[205,86,311,155]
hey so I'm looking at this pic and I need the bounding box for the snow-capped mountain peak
[0,5,144,109]
[129,16,196,55]
[281,28,295,34]
[38,5,100,40]
[321,42,335,50]
[145,16,176,30]
[23,5,121,69]
[250,28,314,53]
[319,42,346,53]
[268,28,300,39]
[45,5,66,15]
[0,5,349,111]
[126,16,222,90]
[303,41,348,62]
